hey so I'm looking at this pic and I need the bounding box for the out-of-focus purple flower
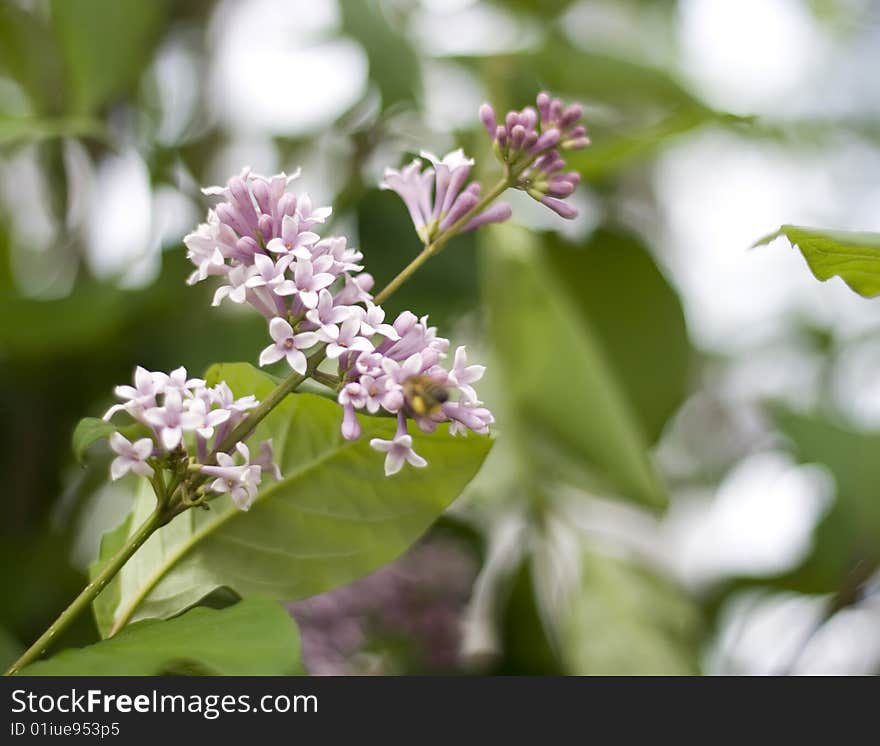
[380,159,435,241]
[481,91,588,219]
[288,535,478,675]
[109,432,154,480]
[381,149,509,243]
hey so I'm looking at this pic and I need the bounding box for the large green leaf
[20,597,302,676]
[545,228,692,443]
[50,0,169,114]
[558,549,701,675]
[767,409,880,595]
[755,225,880,298]
[481,225,666,508]
[92,363,492,636]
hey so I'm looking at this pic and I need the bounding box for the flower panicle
[184,160,496,478]
[103,366,279,510]
[480,91,588,219]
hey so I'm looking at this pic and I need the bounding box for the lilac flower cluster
[380,149,512,244]
[339,315,493,476]
[184,167,494,476]
[479,91,588,219]
[103,366,278,510]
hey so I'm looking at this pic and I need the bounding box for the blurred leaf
[0,283,136,360]
[491,0,575,15]
[769,409,880,595]
[568,109,742,179]
[339,0,420,108]
[494,559,564,675]
[755,225,880,298]
[0,4,64,113]
[50,0,169,114]
[558,549,701,675]
[482,224,666,508]
[468,39,705,114]
[72,418,117,465]
[0,115,105,147]
[20,597,302,676]
[93,363,492,636]
[0,627,22,673]
[545,227,692,443]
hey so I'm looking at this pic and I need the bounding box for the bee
[403,375,449,418]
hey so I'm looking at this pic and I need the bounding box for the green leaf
[339,0,420,109]
[544,227,692,443]
[465,39,705,115]
[93,363,492,636]
[767,409,880,595]
[558,549,702,675]
[754,225,880,298]
[493,560,564,675]
[481,225,666,508]
[0,115,106,147]
[72,418,117,465]
[50,0,169,114]
[20,597,302,676]
[0,4,64,113]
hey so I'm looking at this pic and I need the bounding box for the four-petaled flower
[369,430,427,477]
[259,317,320,374]
[306,289,354,341]
[276,255,336,309]
[200,443,262,511]
[325,317,375,360]
[109,432,155,480]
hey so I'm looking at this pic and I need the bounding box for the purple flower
[355,302,399,340]
[245,253,294,296]
[259,317,320,374]
[370,416,428,476]
[200,443,262,511]
[481,92,588,219]
[254,439,282,481]
[265,214,320,259]
[306,289,354,342]
[275,255,336,309]
[447,346,485,404]
[381,148,508,243]
[104,366,168,420]
[211,264,250,307]
[325,317,374,360]
[109,432,154,480]
[380,159,435,241]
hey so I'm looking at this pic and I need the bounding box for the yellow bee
[403,375,449,418]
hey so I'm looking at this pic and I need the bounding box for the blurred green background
[2,0,880,675]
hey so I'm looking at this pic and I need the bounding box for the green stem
[4,503,170,676]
